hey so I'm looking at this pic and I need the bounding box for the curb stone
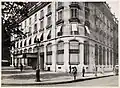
[1,74,114,86]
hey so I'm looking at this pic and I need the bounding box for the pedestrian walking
[69,65,71,73]
[72,66,77,80]
[20,63,23,72]
[82,67,85,77]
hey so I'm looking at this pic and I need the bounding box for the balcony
[69,18,80,23]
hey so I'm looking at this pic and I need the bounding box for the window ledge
[56,19,64,25]
[69,18,80,23]
[39,17,44,20]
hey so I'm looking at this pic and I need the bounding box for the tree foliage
[2,2,29,48]
[2,2,29,38]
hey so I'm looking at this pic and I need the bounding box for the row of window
[15,40,113,65]
[95,44,113,65]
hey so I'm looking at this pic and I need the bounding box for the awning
[25,53,37,58]
[47,30,51,36]
[57,25,62,33]
[37,33,43,40]
[85,26,90,34]
[16,54,23,58]
[72,24,77,31]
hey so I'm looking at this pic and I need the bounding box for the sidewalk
[1,69,114,86]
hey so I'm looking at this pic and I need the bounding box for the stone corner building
[10,2,118,73]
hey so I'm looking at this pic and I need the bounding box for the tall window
[35,14,37,22]
[103,47,105,65]
[29,18,31,25]
[47,16,51,26]
[29,27,31,33]
[24,40,26,46]
[107,49,109,65]
[57,41,64,65]
[34,24,37,31]
[40,10,44,18]
[99,46,102,65]
[110,50,112,65]
[84,41,89,65]
[95,44,98,65]
[47,4,51,13]
[71,8,79,18]
[69,40,79,65]
[58,10,63,20]
[25,21,26,28]
[29,38,31,45]
[46,44,52,65]
[40,20,44,29]
[20,41,22,47]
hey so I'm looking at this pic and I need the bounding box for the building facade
[11,2,118,73]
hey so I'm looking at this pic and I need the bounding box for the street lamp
[34,38,41,82]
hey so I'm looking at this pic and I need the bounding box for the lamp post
[35,38,41,82]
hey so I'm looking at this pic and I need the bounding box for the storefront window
[69,40,79,65]
[46,44,52,65]
[84,41,89,65]
[57,41,64,65]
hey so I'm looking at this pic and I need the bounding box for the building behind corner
[10,2,118,73]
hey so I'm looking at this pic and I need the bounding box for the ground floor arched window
[69,40,79,65]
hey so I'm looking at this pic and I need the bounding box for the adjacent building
[10,2,118,73]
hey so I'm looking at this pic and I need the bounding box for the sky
[106,0,119,19]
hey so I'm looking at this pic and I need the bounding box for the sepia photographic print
[1,0,119,87]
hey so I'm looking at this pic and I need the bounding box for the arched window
[46,43,52,65]
[95,44,98,65]
[107,48,109,65]
[99,46,102,65]
[57,41,64,65]
[84,41,89,65]
[33,46,37,53]
[69,40,79,65]
[103,47,105,65]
